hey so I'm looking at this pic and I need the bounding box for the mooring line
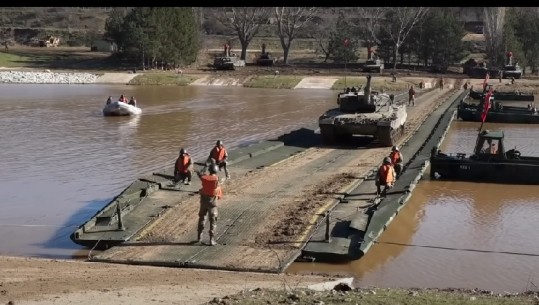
[375,241,539,257]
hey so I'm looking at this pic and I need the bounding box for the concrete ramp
[294,77,339,89]
[95,73,138,84]
[190,75,246,86]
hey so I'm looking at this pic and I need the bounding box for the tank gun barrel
[365,75,372,98]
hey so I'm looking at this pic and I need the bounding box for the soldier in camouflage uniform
[196,164,222,246]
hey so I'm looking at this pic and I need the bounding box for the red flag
[480,88,494,123]
[483,72,490,91]
[343,38,350,48]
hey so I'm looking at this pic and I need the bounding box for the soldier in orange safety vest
[174,148,192,185]
[389,145,404,177]
[196,164,223,246]
[206,140,230,180]
[376,157,396,196]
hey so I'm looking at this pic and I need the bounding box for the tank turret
[337,75,376,112]
[319,75,407,147]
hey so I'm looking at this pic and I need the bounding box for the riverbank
[0,69,441,91]
[1,256,537,305]
[2,68,539,94]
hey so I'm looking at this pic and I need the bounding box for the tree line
[104,7,539,74]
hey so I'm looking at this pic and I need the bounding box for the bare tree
[274,7,318,64]
[358,7,428,70]
[214,7,271,60]
[356,7,385,46]
[483,7,506,67]
[309,15,335,62]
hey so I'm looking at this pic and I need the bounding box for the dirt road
[0,256,331,305]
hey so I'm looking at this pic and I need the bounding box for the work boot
[209,237,217,246]
[196,232,203,243]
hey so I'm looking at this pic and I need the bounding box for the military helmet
[179,148,186,155]
[392,145,399,151]
[208,164,219,174]
[216,140,223,146]
[384,157,392,164]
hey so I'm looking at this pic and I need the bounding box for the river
[0,84,335,258]
[2,85,539,292]
[288,119,539,293]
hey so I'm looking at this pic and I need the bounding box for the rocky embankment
[0,71,98,84]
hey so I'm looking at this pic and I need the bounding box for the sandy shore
[0,256,334,305]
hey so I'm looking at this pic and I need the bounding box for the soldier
[376,157,396,197]
[174,148,192,185]
[408,85,416,106]
[196,164,222,246]
[389,146,404,177]
[207,140,230,180]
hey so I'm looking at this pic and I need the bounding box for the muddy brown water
[3,85,539,292]
[0,84,335,258]
[288,118,539,292]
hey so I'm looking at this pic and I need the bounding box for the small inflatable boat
[103,101,142,116]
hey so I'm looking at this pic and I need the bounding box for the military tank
[318,75,407,146]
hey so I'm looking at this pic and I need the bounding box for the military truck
[318,75,407,146]
[362,59,384,73]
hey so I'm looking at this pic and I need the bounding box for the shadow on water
[31,197,113,259]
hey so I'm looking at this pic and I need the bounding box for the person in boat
[376,157,396,197]
[174,148,193,185]
[490,143,498,155]
[128,96,137,107]
[389,146,404,177]
[206,140,230,180]
[118,95,128,103]
[196,164,222,246]
[408,85,416,106]
[105,96,112,105]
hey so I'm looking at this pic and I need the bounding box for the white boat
[102,101,142,116]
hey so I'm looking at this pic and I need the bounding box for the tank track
[376,124,405,147]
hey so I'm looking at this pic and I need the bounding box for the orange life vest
[378,164,395,185]
[210,146,227,162]
[200,174,222,199]
[175,154,191,173]
[389,151,402,164]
